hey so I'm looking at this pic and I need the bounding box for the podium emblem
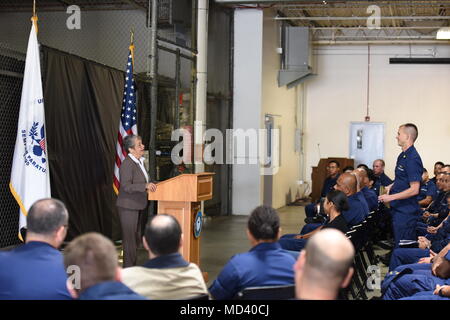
[194,211,203,239]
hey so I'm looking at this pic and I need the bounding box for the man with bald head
[298,173,369,235]
[379,123,423,248]
[0,198,71,299]
[294,229,355,300]
[334,172,369,226]
[121,214,208,299]
[372,159,393,196]
[353,168,378,211]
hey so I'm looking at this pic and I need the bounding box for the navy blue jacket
[0,241,72,300]
[373,172,393,195]
[427,218,450,253]
[79,281,147,300]
[209,242,296,300]
[418,180,437,202]
[390,145,423,214]
[428,191,447,213]
[321,174,340,198]
[342,192,369,227]
[361,186,378,211]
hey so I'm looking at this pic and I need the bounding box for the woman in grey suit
[116,135,157,267]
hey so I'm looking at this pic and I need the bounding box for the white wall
[262,9,301,209]
[232,9,263,215]
[304,44,450,184]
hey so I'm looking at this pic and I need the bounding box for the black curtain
[42,47,125,240]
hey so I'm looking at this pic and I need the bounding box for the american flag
[113,45,137,194]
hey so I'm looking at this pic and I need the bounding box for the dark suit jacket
[116,156,150,210]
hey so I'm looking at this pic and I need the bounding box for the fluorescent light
[436,27,450,39]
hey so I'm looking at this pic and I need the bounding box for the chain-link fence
[0,2,231,247]
[0,43,25,248]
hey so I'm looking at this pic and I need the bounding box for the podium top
[148,172,215,202]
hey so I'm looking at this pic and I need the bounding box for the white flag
[9,21,51,239]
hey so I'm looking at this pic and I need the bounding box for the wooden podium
[311,157,354,202]
[148,172,214,267]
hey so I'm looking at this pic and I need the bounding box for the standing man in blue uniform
[379,123,423,248]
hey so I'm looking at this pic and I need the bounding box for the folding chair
[233,284,296,300]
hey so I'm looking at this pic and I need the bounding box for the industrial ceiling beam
[275,16,450,21]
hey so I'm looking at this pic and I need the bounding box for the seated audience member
[421,175,450,228]
[431,161,444,184]
[353,168,378,211]
[305,160,341,218]
[442,165,450,175]
[372,159,394,196]
[382,244,450,300]
[356,163,369,171]
[389,193,449,271]
[336,173,369,226]
[64,233,146,300]
[299,173,369,236]
[279,190,350,251]
[294,229,354,300]
[209,205,296,300]
[0,198,71,300]
[122,214,208,299]
[389,228,449,271]
[418,168,437,208]
[342,166,354,173]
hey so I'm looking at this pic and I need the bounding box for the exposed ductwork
[278,26,314,88]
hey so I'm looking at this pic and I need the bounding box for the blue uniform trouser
[416,221,428,237]
[400,291,450,300]
[278,234,308,252]
[305,203,316,218]
[300,223,322,235]
[383,269,448,300]
[391,208,419,248]
[389,248,430,271]
[393,263,431,273]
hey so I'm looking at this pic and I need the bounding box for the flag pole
[31,0,38,34]
[129,29,135,68]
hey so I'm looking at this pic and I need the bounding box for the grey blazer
[116,156,150,210]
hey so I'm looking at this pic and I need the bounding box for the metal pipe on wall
[195,0,209,174]
[149,0,158,183]
[175,48,181,129]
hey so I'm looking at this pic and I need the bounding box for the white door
[349,122,384,167]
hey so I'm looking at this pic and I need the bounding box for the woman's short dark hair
[123,135,141,154]
[366,168,376,182]
[357,163,369,171]
[248,205,280,240]
[326,190,349,212]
